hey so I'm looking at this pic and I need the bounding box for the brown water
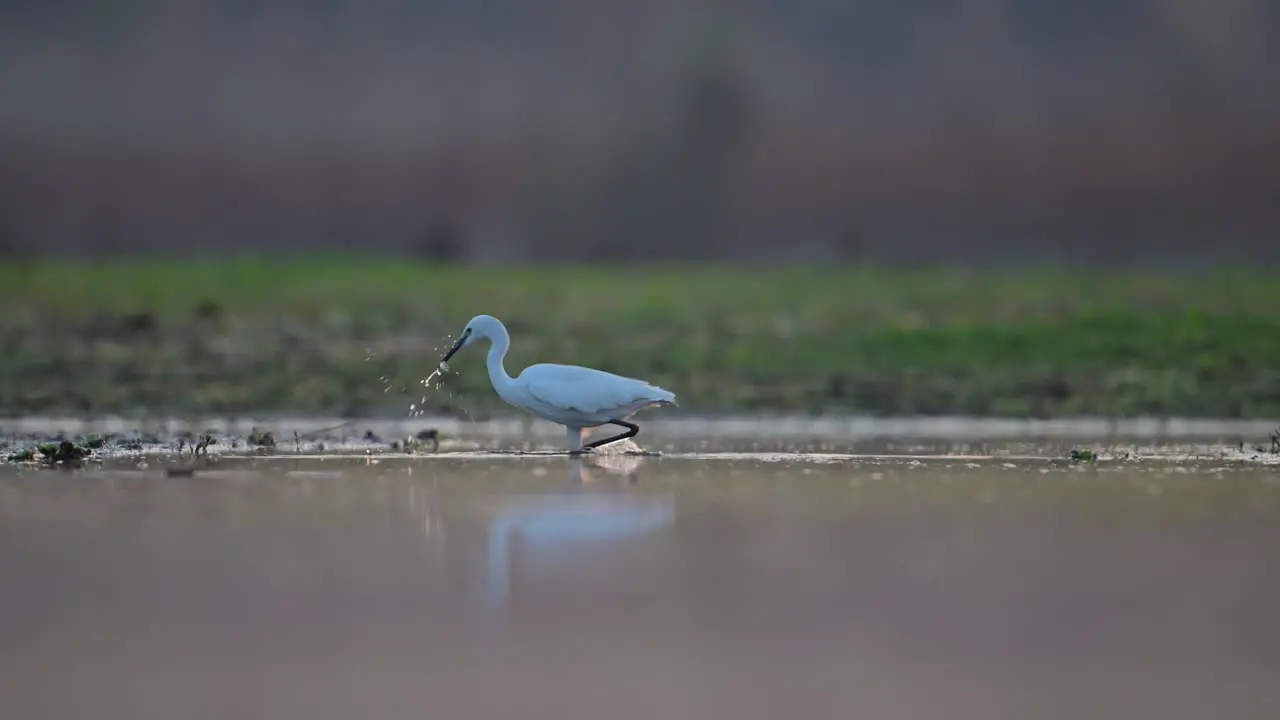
[2,454,1279,719]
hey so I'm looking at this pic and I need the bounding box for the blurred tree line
[1,0,1277,265]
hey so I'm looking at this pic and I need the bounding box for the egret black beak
[441,330,470,364]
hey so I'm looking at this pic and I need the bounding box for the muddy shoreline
[3,414,1278,467]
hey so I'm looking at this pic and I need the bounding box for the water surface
[2,455,1279,719]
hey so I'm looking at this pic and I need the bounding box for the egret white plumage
[439,314,677,453]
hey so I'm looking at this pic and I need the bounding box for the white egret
[439,314,677,453]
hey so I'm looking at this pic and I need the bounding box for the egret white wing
[522,363,674,415]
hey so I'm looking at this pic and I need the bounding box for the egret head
[440,314,502,365]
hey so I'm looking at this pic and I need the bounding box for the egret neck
[483,324,518,401]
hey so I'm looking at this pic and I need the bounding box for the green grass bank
[2,259,1279,419]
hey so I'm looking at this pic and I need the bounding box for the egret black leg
[582,420,639,451]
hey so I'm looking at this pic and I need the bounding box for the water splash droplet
[404,365,450,417]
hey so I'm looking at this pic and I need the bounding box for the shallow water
[3,455,1280,719]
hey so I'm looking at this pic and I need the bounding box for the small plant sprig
[248,428,276,449]
[391,429,440,454]
[30,440,92,466]
[1068,448,1097,463]
[177,433,217,457]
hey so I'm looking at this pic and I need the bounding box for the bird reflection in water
[568,450,646,484]
[483,456,673,608]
